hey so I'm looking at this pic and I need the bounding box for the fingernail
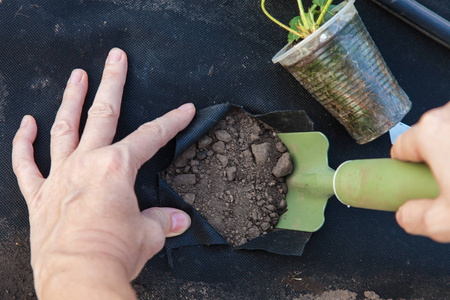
[107,48,122,64]
[69,69,82,84]
[177,103,195,111]
[171,212,191,233]
[20,116,29,128]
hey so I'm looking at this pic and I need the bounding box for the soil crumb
[363,290,382,299]
[296,289,358,300]
[162,108,293,247]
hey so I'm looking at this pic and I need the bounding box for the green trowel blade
[276,132,335,232]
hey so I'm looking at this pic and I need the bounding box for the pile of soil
[162,108,293,247]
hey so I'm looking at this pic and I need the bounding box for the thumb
[142,207,191,238]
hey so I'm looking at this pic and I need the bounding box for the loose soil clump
[162,108,293,247]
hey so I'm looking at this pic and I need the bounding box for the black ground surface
[0,0,449,298]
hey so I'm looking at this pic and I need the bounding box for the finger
[50,69,88,167]
[390,125,423,163]
[79,48,127,150]
[396,198,450,243]
[390,106,450,195]
[12,116,45,200]
[142,207,191,238]
[116,103,195,169]
[391,103,450,164]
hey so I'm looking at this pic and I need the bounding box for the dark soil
[0,219,36,300]
[162,108,293,247]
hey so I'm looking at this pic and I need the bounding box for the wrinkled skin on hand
[12,48,195,299]
[392,102,450,243]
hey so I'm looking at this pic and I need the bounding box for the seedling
[263,0,412,144]
[261,0,338,42]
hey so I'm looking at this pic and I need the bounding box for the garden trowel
[276,131,439,232]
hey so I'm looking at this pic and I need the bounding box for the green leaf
[312,0,328,7]
[289,16,303,29]
[288,32,301,43]
[288,16,303,43]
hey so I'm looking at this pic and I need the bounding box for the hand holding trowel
[275,131,439,232]
[262,0,448,233]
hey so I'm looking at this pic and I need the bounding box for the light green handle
[334,159,439,211]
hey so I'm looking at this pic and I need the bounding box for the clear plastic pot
[272,0,411,144]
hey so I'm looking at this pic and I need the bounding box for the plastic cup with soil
[161,108,293,247]
[268,0,411,144]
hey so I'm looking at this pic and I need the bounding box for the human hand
[12,48,195,299]
[391,102,450,243]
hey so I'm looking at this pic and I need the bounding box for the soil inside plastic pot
[161,108,293,247]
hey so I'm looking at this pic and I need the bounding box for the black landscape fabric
[0,0,449,299]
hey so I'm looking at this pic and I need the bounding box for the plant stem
[308,5,318,31]
[261,0,302,37]
[295,21,308,35]
[296,0,309,29]
[316,0,334,25]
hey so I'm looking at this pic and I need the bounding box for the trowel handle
[333,159,439,211]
